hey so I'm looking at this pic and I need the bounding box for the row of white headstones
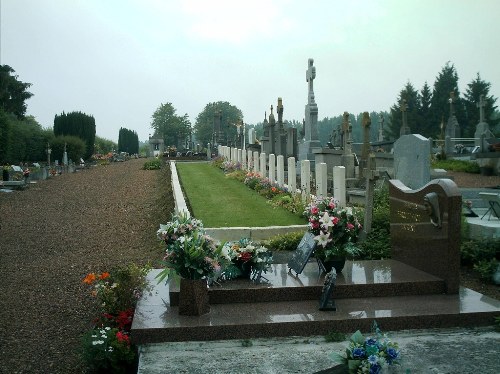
[217,145,347,207]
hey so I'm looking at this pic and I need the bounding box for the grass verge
[176,162,305,227]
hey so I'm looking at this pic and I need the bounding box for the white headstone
[333,166,346,208]
[277,155,284,187]
[316,162,327,198]
[253,151,259,174]
[394,134,430,189]
[301,160,311,201]
[241,148,246,169]
[288,157,297,194]
[269,154,276,183]
[260,152,267,178]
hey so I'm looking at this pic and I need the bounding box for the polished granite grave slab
[169,260,445,305]
[131,260,500,344]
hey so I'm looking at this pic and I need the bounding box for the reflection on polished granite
[168,260,445,305]
[131,261,500,344]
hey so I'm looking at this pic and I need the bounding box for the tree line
[0,65,117,165]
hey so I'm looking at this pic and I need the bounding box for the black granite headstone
[287,232,316,275]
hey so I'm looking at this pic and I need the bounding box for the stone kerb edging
[169,161,308,241]
[170,161,191,218]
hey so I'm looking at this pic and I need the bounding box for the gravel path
[0,163,497,373]
[0,159,171,374]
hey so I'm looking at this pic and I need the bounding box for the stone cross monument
[299,58,322,163]
[378,114,385,142]
[399,99,411,137]
[474,94,494,150]
[360,112,371,177]
[446,91,460,139]
[341,112,355,179]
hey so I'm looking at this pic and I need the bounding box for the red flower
[116,331,130,345]
[99,272,110,280]
[83,273,96,284]
[239,252,252,262]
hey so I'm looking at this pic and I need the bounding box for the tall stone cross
[306,58,316,104]
[448,91,455,115]
[477,94,486,123]
[378,113,385,141]
[400,99,410,136]
[361,112,371,160]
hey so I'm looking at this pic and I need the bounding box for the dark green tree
[0,65,33,118]
[194,101,243,146]
[429,62,466,136]
[0,108,11,163]
[50,135,86,163]
[118,128,139,154]
[419,82,433,136]
[53,111,96,159]
[151,103,191,149]
[463,73,499,136]
[387,82,420,140]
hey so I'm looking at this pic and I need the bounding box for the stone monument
[298,58,322,162]
[340,112,355,179]
[399,99,411,137]
[394,134,430,190]
[474,94,494,151]
[378,113,385,142]
[446,91,461,139]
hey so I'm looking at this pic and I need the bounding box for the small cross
[400,99,407,113]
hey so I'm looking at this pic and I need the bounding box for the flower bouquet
[330,323,401,374]
[222,238,273,280]
[303,197,362,269]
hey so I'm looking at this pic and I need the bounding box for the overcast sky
[2,0,499,143]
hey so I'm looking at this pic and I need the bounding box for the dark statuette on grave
[319,268,337,311]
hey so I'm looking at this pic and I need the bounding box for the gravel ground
[0,163,498,373]
[0,159,172,374]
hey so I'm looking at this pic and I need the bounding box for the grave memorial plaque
[319,269,337,311]
[288,232,316,275]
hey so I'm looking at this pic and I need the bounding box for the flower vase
[178,278,210,316]
[237,261,252,279]
[321,257,346,273]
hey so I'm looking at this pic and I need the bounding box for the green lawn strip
[176,162,305,227]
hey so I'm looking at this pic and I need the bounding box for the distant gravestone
[248,128,256,144]
[288,232,316,275]
[11,165,22,172]
[394,134,430,190]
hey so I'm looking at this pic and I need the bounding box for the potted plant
[304,197,362,273]
[157,213,228,315]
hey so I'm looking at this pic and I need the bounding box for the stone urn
[178,278,210,316]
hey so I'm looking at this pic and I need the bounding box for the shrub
[431,159,480,173]
[270,194,305,215]
[473,259,499,282]
[358,228,392,260]
[460,239,499,266]
[325,331,346,342]
[267,231,304,252]
[143,159,162,170]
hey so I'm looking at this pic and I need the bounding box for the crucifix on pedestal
[477,94,486,123]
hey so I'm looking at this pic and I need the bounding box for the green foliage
[143,159,162,170]
[463,73,499,136]
[0,108,11,162]
[0,65,33,118]
[460,239,499,266]
[81,326,136,373]
[325,331,346,343]
[225,169,247,182]
[473,259,499,282]
[50,135,86,163]
[95,135,117,154]
[151,103,191,149]
[387,82,421,139]
[432,159,480,173]
[118,127,139,154]
[358,229,392,260]
[270,193,305,215]
[267,231,304,252]
[194,101,243,146]
[54,111,96,159]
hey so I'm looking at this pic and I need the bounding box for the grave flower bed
[81,264,150,373]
